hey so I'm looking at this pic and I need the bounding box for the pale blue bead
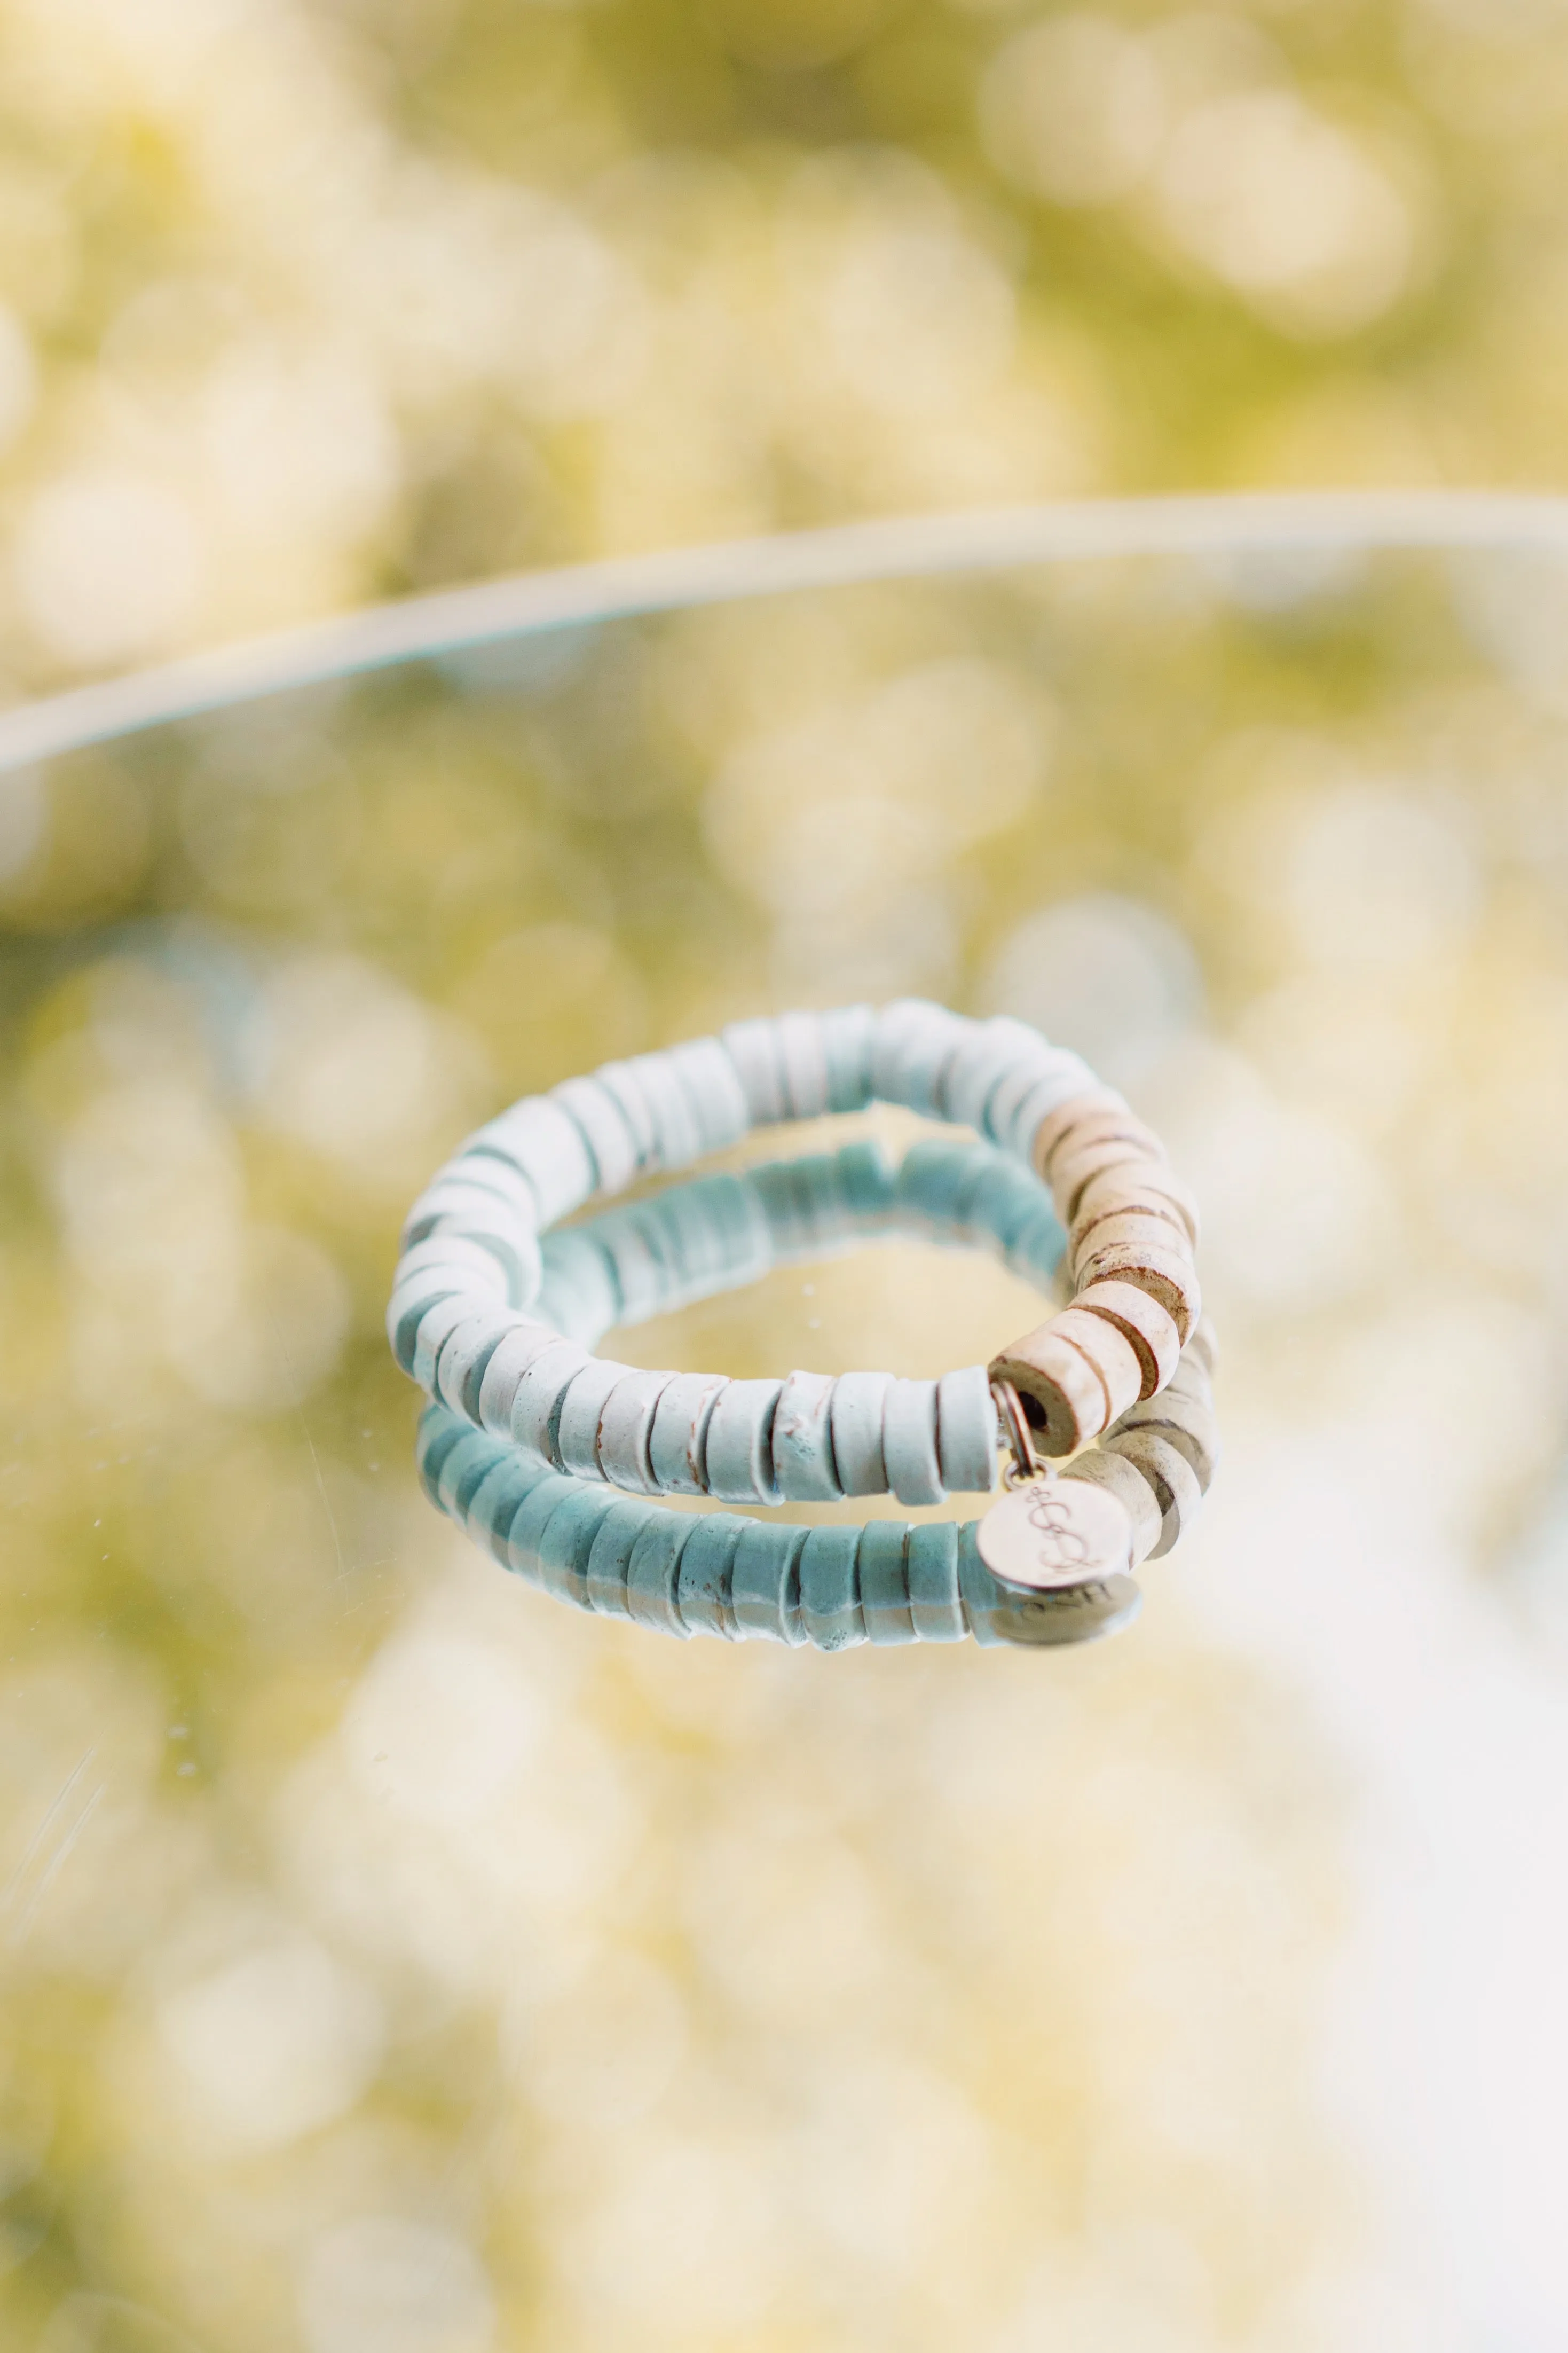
[477,1323,572,1436]
[586,1500,655,1618]
[870,1000,971,1115]
[416,1407,470,1504]
[731,1522,808,1644]
[822,1003,875,1113]
[790,1154,857,1251]
[463,1095,596,1225]
[750,1160,808,1252]
[704,1380,782,1504]
[893,1140,990,1235]
[837,1138,896,1226]
[585,1209,666,1325]
[799,1526,865,1650]
[534,1485,618,1609]
[831,1371,891,1496]
[509,1339,592,1463]
[958,1159,1059,1262]
[771,1370,842,1502]
[625,1514,694,1638]
[907,1523,965,1641]
[995,1058,1099,1160]
[648,1372,728,1495]
[551,1072,642,1196]
[537,1230,622,1342]
[434,1306,524,1421]
[411,1295,484,1395]
[669,1036,750,1152]
[388,1275,464,1375]
[395,1232,515,1303]
[940,1017,1047,1131]
[774,1010,830,1118]
[882,1378,943,1508]
[676,1515,746,1638]
[597,1368,677,1494]
[720,1017,787,1124]
[504,1471,580,1588]
[983,1049,1081,1150]
[936,1366,1000,1494]
[555,1358,634,1480]
[466,1456,552,1568]
[629,1049,703,1171]
[858,1521,915,1644]
[401,1160,536,1249]
[1007,1204,1067,1285]
[593,1060,660,1173]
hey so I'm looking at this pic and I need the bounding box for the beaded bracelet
[388,1002,1214,1643]
[411,1134,1219,1647]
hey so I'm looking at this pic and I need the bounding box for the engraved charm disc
[974,1477,1140,1647]
[978,1477,1134,1591]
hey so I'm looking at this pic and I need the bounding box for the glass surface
[6,544,1568,2349]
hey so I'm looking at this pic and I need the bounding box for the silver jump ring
[990,1377,1038,1490]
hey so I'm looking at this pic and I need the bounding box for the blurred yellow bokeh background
[6,5,1568,2351]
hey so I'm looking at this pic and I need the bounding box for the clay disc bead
[1102,1426,1204,1558]
[1074,1159,1200,1248]
[1073,1279,1181,1399]
[1073,1236,1200,1343]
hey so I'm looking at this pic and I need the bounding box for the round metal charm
[977,1476,1134,1591]
[974,1476,1141,1646]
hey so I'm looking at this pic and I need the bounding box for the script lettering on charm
[976,1477,1134,1593]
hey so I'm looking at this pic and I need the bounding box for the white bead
[628,1049,703,1171]
[648,1372,728,1494]
[936,1366,998,1494]
[411,1295,484,1395]
[668,1037,750,1152]
[831,1371,892,1496]
[556,1357,634,1480]
[775,1011,831,1119]
[550,1073,642,1196]
[394,1233,511,1301]
[435,1306,525,1419]
[882,1377,943,1507]
[463,1096,596,1225]
[772,1369,842,1501]
[704,1379,782,1503]
[477,1322,570,1434]
[597,1368,679,1494]
[821,1003,875,1112]
[509,1338,593,1461]
[720,1017,787,1124]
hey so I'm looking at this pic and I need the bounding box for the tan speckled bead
[1060,1445,1164,1564]
[1049,1133,1165,1223]
[990,1305,1144,1456]
[1113,1389,1220,1488]
[1074,1158,1200,1248]
[1074,1278,1182,1399]
[1102,1426,1204,1558]
[1073,1235,1200,1341]
[1028,1088,1130,1178]
[1069,1205,1191,1280]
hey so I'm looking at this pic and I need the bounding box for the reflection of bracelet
[388,1003,1217,1646]
[411,1134,1218,1648]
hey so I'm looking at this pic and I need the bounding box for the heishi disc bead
[1073,1158,1200,1248]
[988,1319,1109,1456]
[1029,1089,1134,1177]
[1048,1133,1169,1225]
[554,1359,633,1480]
[667,1037,751,1153]
[467,1458,551,1569]
[935,1364,1000,1494]
[593,1060,661,1172]
[1072,1237,1200,1343]
[799,1526,866,1650]
[676,1515,747,1638]
[703,1379,782,1503]
[504,1472,579,1588]
[416,1408,469,1504]
[1101,1426,1205,1559]
[435,1430,503,1523]
[535,1486,618,1609]
[585,1500,653,1619]
[411,1296,484,1395]
[882,1378,943,1507]
[1068,1207,1191,1283]
[1112,1390,1220,1489]
[774,1010,831,1119]
[858,1521,915,1645]
[597,1368,679,1495]
[1060,1446,1164,1564]
[821,1003,876,1113]
[434,1308,523,1421]
[647,1371,728,1495]
[1071,1279,1182,1400]
[731,1521,809,1644]
[625,1513,694,1637]
[509,1339,593,1461]
[772,1369,843,1502]
[720,1018,789,1125]
[906,1523,965,1641]
[550,1072,643,1196]
[831,1370,892,1497]
[477,1322,574,1435]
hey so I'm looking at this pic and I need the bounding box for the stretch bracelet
[388,1002,1202,1505]
[412,1135,1219,1647]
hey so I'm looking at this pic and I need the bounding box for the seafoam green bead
[437,1429,508,1524]
[935,1366,999,1495]
[799,1525,865,1651]
[831,1371,892,1497]
[625,1513,694,1638]
[534,1485,618,1610]
[505,1471,580,1589]
[822,1003,875,1113]
[509,1339,590,1463]
[836,1138,896,1226]
[416,1407,471,1504]
[704,1379,782,1504]
[883,1378,943,1508]
[676,1514,747,1638]
[477,1322,571,1436]
[731,1521,808,1644]
[648,1372,727,1495]
[907,1522,965,1642]
[466,1455,553,1569]
[858,1520,915,1645]
[585,1500,654,1619]
[555,1357,634,1480]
